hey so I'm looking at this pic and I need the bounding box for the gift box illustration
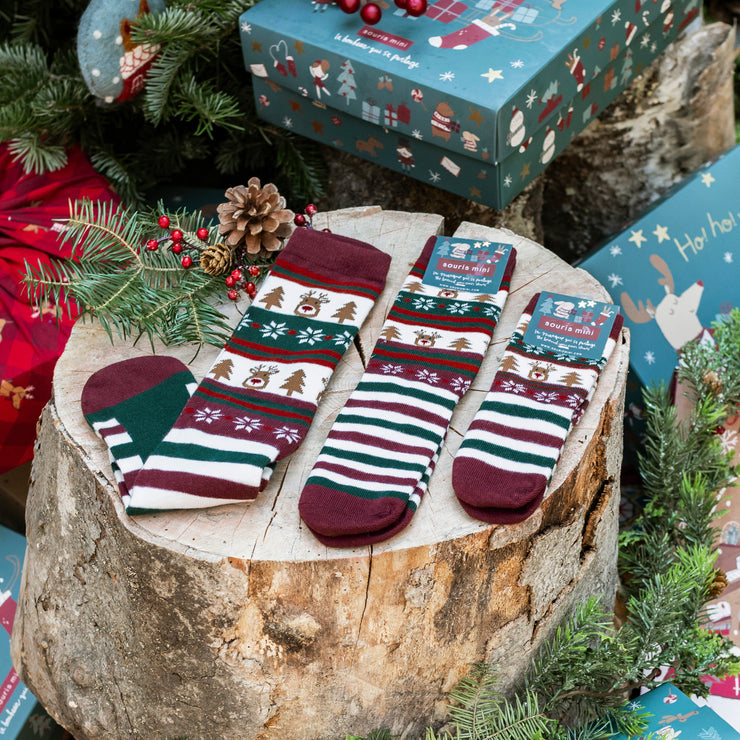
[577,144,740,388]
[240,0,701,208]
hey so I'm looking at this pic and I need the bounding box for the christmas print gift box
[240,0,700,208]
[577,144,740,388]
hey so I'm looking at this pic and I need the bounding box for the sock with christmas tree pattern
[452,293,623,523]
[81,355,197,511]
[298,236,516,540]
[129,228,391,512]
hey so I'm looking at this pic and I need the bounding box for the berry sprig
[293,203,319,229]
[147,214,271,303]
[337,0,427,25]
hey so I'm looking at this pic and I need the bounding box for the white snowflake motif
[501,379,527,394]
[534,390,559,404]
[412,129,423,139]
[297,327,325,345]
[332,330,354,349]
[282,116,294,128]
[194,407,223,424]
[503,174,513,187]
[644,351,656,365]
[439,71,455,82]
[428,170,441,183]
[450,376,471,394]
[416,368,440,384]
[510,59,524,69]
[240,21,251,33]
[718,428,739,455]
[446,301,468,315]
[260,321,288,340]
[607,273,623,288]
[724,251,734,264]
[413,296,437,311]
[233,416,263,433]
[611,8,621,24]
[609,244,622,257]
[564,393,582,409]
[525,89,538,108]
[483,304,501,317]
[274,426,302,444]
[380,363,403,375]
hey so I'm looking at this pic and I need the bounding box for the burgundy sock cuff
[278,227,391,295]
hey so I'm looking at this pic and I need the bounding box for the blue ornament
[77,0,166,103]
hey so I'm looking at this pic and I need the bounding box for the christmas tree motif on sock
[81,356,197,510]
[299,236,516,542]
[452,293,623,524]
[129,228,390,512]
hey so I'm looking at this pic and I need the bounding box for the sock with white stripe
[452,293,623,523]
[298,236,516,540]
[81,356,197,512]
[129,228,391,512]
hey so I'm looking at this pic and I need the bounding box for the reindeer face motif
[242,364,279,390]
[528,362,553,382]
[414,329,442,347]
[438,288,458,299]
[294,290,330,318]
[621,254,704,351]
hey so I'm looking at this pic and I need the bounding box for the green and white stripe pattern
[298,236,516,544]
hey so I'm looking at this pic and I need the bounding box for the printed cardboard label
[523,292,619,362]
[421,236,513,295]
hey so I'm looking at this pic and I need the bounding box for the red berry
[181,255,193,269]
[360,2,382,23]
[406,0,427,15]
[231,269,243,280]
[196,227,209,241]
[225,276,236,288]
[146,238,158,251]
[338,0,361,12]
[171,242,183,254]
[248,265,260,277]
[248,291,257,300]
[227,289,239,301]
[305,203,318,216]
[294,213,307,227]
[170,228,183,242]
[394,0,407,7]
[245,281,256,293]
[158,215,170,229]
[322,227,332,233]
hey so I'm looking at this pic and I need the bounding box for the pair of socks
[298,236,517,546]
[82,228,391,513]
[452,293,624,523]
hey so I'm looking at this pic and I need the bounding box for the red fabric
[0,144,119,473]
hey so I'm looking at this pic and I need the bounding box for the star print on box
[578,144,740,388]
[241,0,701,209]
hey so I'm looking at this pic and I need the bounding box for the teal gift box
[240,0,701,208]
[0,525,65,739]
[614,683,740,739]
[577,144,740,388]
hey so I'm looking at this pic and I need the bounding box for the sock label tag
[523,292,619,362]
[422,236,514,295]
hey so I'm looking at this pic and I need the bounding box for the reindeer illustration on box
[620,253,704,352]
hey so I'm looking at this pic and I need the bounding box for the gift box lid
[240,0,700,165]
[576,144,740,388]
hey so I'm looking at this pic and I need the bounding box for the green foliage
[0,0,326,205]
[22,199,272,348]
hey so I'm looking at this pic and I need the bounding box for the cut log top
[53,206,627,563]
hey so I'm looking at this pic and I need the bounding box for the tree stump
[11,207,629,740]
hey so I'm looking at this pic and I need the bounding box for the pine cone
[200,242,234,276]
[708,568,729,599]
[216,178,294,257]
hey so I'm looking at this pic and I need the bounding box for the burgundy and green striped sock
[81,356,196,511]
[298,236,516,542]
[129,228,391,512]
[452,293,623,523]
